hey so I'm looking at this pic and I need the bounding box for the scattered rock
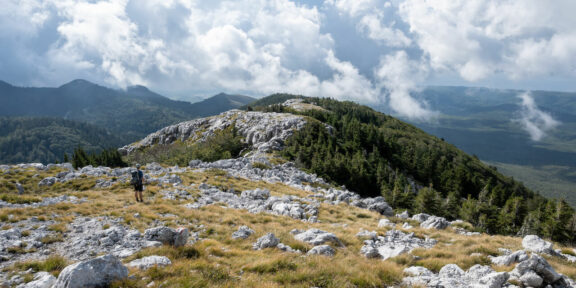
[378,219,395,228]
[144,226,189,247]
[402,264,509,288]
[253,233,280,250]
[411,213,430,223]
[128,256,172,270]
[490,250,528,266]
[396,210,410,219]
[38,177,58,187]
[402,222,413,229]
[420,216,450,230]
[277,243,301,254]
[17,271,56,288]
[292,229,343,247]
[522,235,555,255]
[307,245,335,257]
[53,254,128,288]
[510,254,569,287]
[360,229,436,260]
[356,229,377,240]
[232,226,255,240]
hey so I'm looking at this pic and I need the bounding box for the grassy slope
[2,166,575,287]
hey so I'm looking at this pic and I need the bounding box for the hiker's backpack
[130,171,141,186]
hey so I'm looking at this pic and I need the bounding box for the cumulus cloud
[399,0,576,82]
[515,92,560,141]
[1,0,575,118]
[327,0,411,47]
[375,51,436,120]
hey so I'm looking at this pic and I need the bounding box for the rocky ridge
[119,110,308,155]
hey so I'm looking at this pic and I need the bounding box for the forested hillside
[0,80,255,164]
[378,86,576,207]
[0,117,123,164]
[0,80,255,144]
[250,95,576,243]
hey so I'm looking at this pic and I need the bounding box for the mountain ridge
[0,80,256,164]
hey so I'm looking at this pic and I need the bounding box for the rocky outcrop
[119,110,307,155]
[17,272,56,288]
[253,233,280,250]
[490,250,529,266]
[185,185,319,222]
[509,254,572,287]
[232,226,255,240]
[144,227,189,247]
[56,217,146,261]
[128,256,172,270]
[307,245,335,257]
[420,216,450,230]
[360,229,436,260]
[522,234,555,255]
[53,254,128,288]
[292,229,344,247]
[403,264,509,288]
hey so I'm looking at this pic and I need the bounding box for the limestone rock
[519,270,543,287]
[253,233,280,250]
[38,177,58,187]
[307,245,335,257]
[144,226,188,247]
[53,254,128,288]
[411,213,430,223]
[232,226,255,239]
[241,189,270,200]
[420,216,450,230]
[356,229,377,240]
[120,111,307,155]
[396,210,410,219]
[378,218,394,228]
[402,264,508,288]
[360,229,436,260]
[490,250,528,266]
[522,235,555,255]
[292,229,343,247]
[511,254,566,287]
[18,272,56,288]
[128,256,172,270]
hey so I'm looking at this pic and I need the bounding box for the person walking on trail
[131,164,145,202]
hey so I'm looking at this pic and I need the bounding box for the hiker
[131,164,145,202]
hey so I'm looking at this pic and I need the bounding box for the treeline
[67,147,127,169]
[0,117,123,164]
[255,95,576,243]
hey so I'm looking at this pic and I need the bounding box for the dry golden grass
[3,165,576,287]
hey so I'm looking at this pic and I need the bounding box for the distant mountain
[0,79,256,163]
[0,117,123,164]
[190,93,256,118]
[375,86,576,205]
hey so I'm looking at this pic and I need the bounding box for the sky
[2,0,576,125]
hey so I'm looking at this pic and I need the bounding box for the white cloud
[515,92,560,141]
[375,51,436,120]
[327,0,411,47]
[399,0,576,82]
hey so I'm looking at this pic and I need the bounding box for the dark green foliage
[71,147,127,169]
[0,117,123,164]
[252,94,576,243]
